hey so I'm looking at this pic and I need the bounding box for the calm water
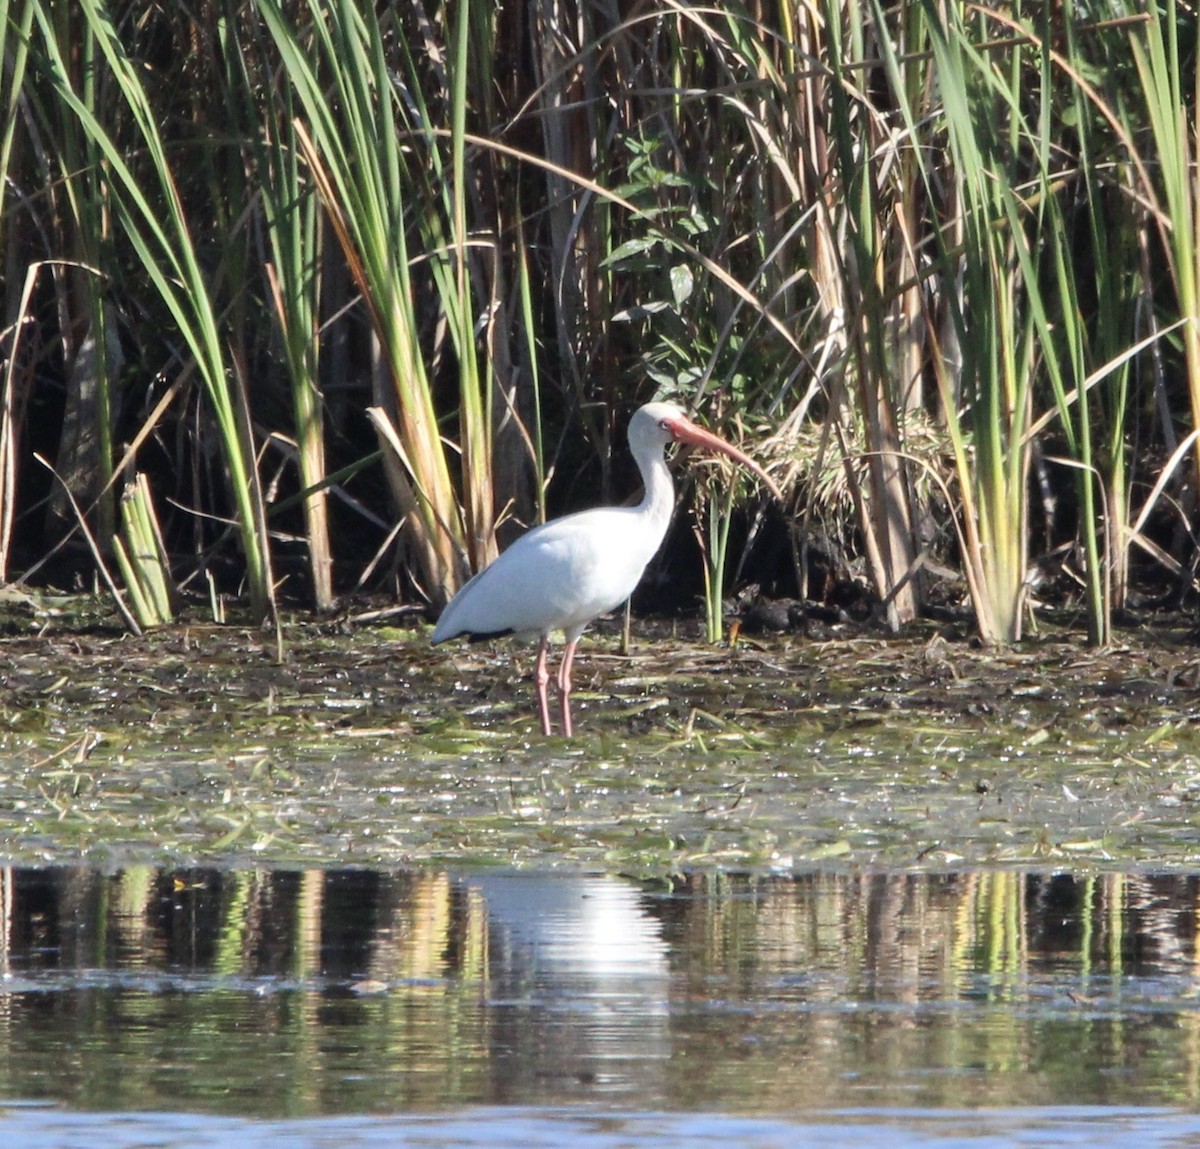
[3,866,1200,1146]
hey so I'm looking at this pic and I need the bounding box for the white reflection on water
[467,873,671,1091]
[468,872,669,974]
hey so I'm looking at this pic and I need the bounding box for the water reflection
[0,867,1198,1116]
[467,873,670,1098]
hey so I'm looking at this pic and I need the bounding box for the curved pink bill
[668,415,783,502]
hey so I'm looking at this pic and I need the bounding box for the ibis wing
[431,507,661,643]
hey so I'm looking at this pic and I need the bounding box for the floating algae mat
[1,606,1200,870]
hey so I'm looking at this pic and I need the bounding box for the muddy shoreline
[1,596,1198,872]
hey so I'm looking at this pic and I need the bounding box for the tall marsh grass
[0,0,1197,643]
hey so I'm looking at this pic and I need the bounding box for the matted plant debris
[1,600,1199,873]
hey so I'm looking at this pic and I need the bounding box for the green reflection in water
[0,867,1199,1116]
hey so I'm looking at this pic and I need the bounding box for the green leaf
[604,236,660,265]
[670,264,694,307]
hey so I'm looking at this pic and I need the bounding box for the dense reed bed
[1,1,1196,643]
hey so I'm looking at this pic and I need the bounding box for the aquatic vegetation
[1,605,1198,872]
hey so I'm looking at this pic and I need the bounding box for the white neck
[634,446,676,539]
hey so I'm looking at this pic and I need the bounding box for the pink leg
[557,637,578,738]
[534,635,553,736]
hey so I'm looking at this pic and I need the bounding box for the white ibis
[432,402,781,736]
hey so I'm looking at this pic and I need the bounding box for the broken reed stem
[34,451,142,635]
